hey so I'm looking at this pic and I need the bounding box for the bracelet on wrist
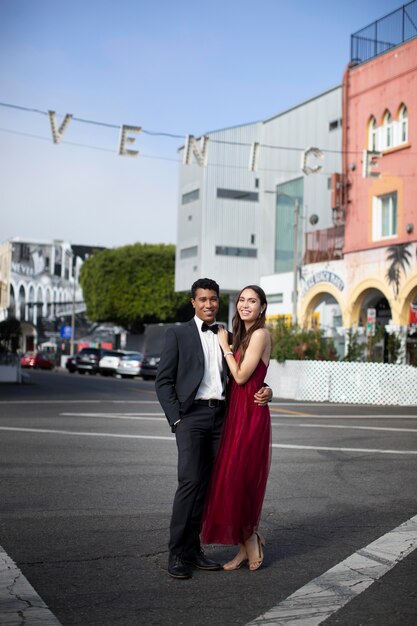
[223,351,233,358]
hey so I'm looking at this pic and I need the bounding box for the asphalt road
[0,369,416,626]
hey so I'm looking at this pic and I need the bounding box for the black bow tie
[201,322,219,334]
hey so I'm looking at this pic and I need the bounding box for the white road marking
[0,400,103,404]
[246,513,417,626]
[61,414,417,429]
[272,422,417,433]
[0,544,62,625]
[0,426,174,441]
[1,427,417,454]
[2,400,417,421]
[60,412,165,420]
[272,415,417,420]
[0,400,159,404]
[272,443,417,455]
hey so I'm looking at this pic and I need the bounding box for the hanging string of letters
[1,102,325,174]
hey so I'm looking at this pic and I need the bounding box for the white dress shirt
[194,316,225,401]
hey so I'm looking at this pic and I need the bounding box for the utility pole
[70,254,76,355]
[292,197,300,325]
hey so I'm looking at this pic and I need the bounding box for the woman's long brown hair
[231,285,268,366]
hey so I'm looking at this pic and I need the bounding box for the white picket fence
[265,360,417,406]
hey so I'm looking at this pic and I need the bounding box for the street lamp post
[68,249,76,355]
[292,197,300,326]
[70,275,76,355]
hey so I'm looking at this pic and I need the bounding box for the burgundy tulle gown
[201,355,272,545]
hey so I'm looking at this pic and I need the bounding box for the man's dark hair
[191,278,220,299]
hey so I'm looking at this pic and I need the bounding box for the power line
[1,101,416,180]
[0,126,334,173]
[0,101,184,137]
[1,99,400,157]
[1,125,416,179]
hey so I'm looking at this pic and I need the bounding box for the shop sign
[302,270,344,295]
[367,308,376,337]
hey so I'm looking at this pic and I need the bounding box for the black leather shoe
[168,554,192,579]
[183,548,222,571]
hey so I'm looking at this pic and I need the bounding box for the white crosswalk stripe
[0,546,62,625]
[245,514,417,626]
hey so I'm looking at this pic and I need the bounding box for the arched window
[399,104,408,143]
[383,111,393,149]
[368,116,378,151]
[9,284,16,317]
[18,285,26,320]
[28,286,35,322]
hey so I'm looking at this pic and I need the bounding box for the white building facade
[175,87,343,326]
[2,238,85,352]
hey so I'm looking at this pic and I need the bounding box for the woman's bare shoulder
[251,328,271,344]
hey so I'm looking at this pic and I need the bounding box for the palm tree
[386,244,412,297]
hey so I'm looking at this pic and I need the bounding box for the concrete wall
[0,363,21,383]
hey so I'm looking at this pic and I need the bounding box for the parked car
[75,347,107,375]
[98,350,127,376]
[140,353,161,380]
[20,352,54,370]
[116,352,143,378]
[65,355,77,373]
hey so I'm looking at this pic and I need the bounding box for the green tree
[343,328,365,362]
[386,331,402,364]
[79,243,188,330]
[271,319,338,362]
[386,243,412,297]
[0,318,21,353]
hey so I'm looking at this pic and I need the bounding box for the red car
[20,352,55,370]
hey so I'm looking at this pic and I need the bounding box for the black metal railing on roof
[351,0,417,64]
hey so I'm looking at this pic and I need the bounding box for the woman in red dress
[201,285,272,571]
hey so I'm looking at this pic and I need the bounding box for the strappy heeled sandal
[223,546,248,571]
[247,532,266,571]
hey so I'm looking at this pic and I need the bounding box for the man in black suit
[155,277,272,579]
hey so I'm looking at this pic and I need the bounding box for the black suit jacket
[155,319,230,429]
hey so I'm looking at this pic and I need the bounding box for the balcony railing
[351,0,417,65]
[303,226,344,265]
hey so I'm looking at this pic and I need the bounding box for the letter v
[48,110,73,144]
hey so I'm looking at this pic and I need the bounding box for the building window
[215,246,257,258]
[267,293,284,304]
[383,111,393,149]
[250,234,255,244]
[180,246,198,259]
[329,119,342,131]
[366,105,408,153]
[182,189,199,205]
[368,116,378,151]
[18,244,30,262]
[373,192,397,240]
[275,178,303,273]
[399,104,408,143]
[217,188,259,202]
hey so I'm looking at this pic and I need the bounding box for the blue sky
[0,0,402,247]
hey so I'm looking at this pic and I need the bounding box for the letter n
[183,135,209,166]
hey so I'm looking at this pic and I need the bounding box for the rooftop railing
[351,0,417,65]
